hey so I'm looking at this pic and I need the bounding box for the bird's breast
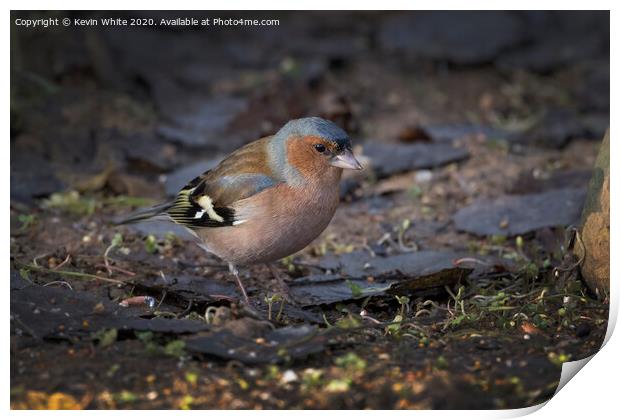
[198,183,340,266]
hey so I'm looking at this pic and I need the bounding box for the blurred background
[11,11,609,205]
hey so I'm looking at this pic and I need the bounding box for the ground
[10,11,609,409]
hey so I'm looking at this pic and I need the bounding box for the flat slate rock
[11,271,31,291]
[509,169,592,195]
[523,109,609,149]
[10,156,65,202]
[379,11,526,65]
[185,325,325,364]
[421,123,523,143]
[289,250,472,306]
[496,11,609,73]
[120,134,179,173]
[120,317,210,334]
[577,61,610,112]
[127,219,197,241]
[157,96,248,148]
[497,34,605,73]
[363,142,469,178]
[10,283,210,340]
[453,187,587,237]
[137,274,241,305]
[163,158,221,197]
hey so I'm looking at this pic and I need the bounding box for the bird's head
[270,117,362,184]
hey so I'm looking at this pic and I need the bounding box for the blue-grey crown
[276,117,351,150]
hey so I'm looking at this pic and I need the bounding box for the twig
[43,280,73,290]
[554,230,586,275]
[156,289,167,310]
[361,237,376,258]
[444,285,458,302]
[95,264,136,276]
[15,261,125,285]
[52,254,72,270]
[397,225,418,252]
[453,257,491,267]
[32,252,51,267]
[275,298,286,321]
[177,299,194,318]
[293,262,327,270]
[360,314,383,324]
[207,294,236,302]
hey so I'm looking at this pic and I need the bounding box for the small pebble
[280,370,299,384]
[415,170,433,183]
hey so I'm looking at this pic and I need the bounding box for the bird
[118,117,362,305]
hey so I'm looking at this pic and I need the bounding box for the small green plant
[385,314,403,336]
[106,363,120,378]
[490,235,507,246]
[264,293,284,321]
[163,340,186,358]
[110,233,123,248]
[280,255,297,273]
[335,352,367,372]
[103,233,123,274]
[136,331,159,354]
[515,235,524,250]
[325,378,351,392]
[434,355,449,370]
[408,185,423,200]
[335,313,362,329]
[144,234,158,254]
[114,390,138,404]
[17,214,37,231]
[92,328,117,348]
[178,395,194,410]
[43,190,96,216]
[301,368,324,390]
[346,280,363,298]
[264,365,280,381]
[185,371,198,386]
[162,232,179,251]
[548,352,570,367]
[395,295,410,318]
[521,261,539,281]
[18,268,31,282]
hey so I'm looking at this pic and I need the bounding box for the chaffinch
[120,117,362,304]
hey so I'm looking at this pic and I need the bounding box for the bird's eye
[314,144,326,153]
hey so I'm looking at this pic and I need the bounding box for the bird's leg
[228,263,250,305]
[267,263,298,305]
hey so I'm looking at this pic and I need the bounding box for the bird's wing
[166,137,281,228]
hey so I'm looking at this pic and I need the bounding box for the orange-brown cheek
[286,137,328,178]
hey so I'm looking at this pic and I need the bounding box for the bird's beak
[330,148,363,170]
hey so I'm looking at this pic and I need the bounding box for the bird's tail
[114,201,174,225]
